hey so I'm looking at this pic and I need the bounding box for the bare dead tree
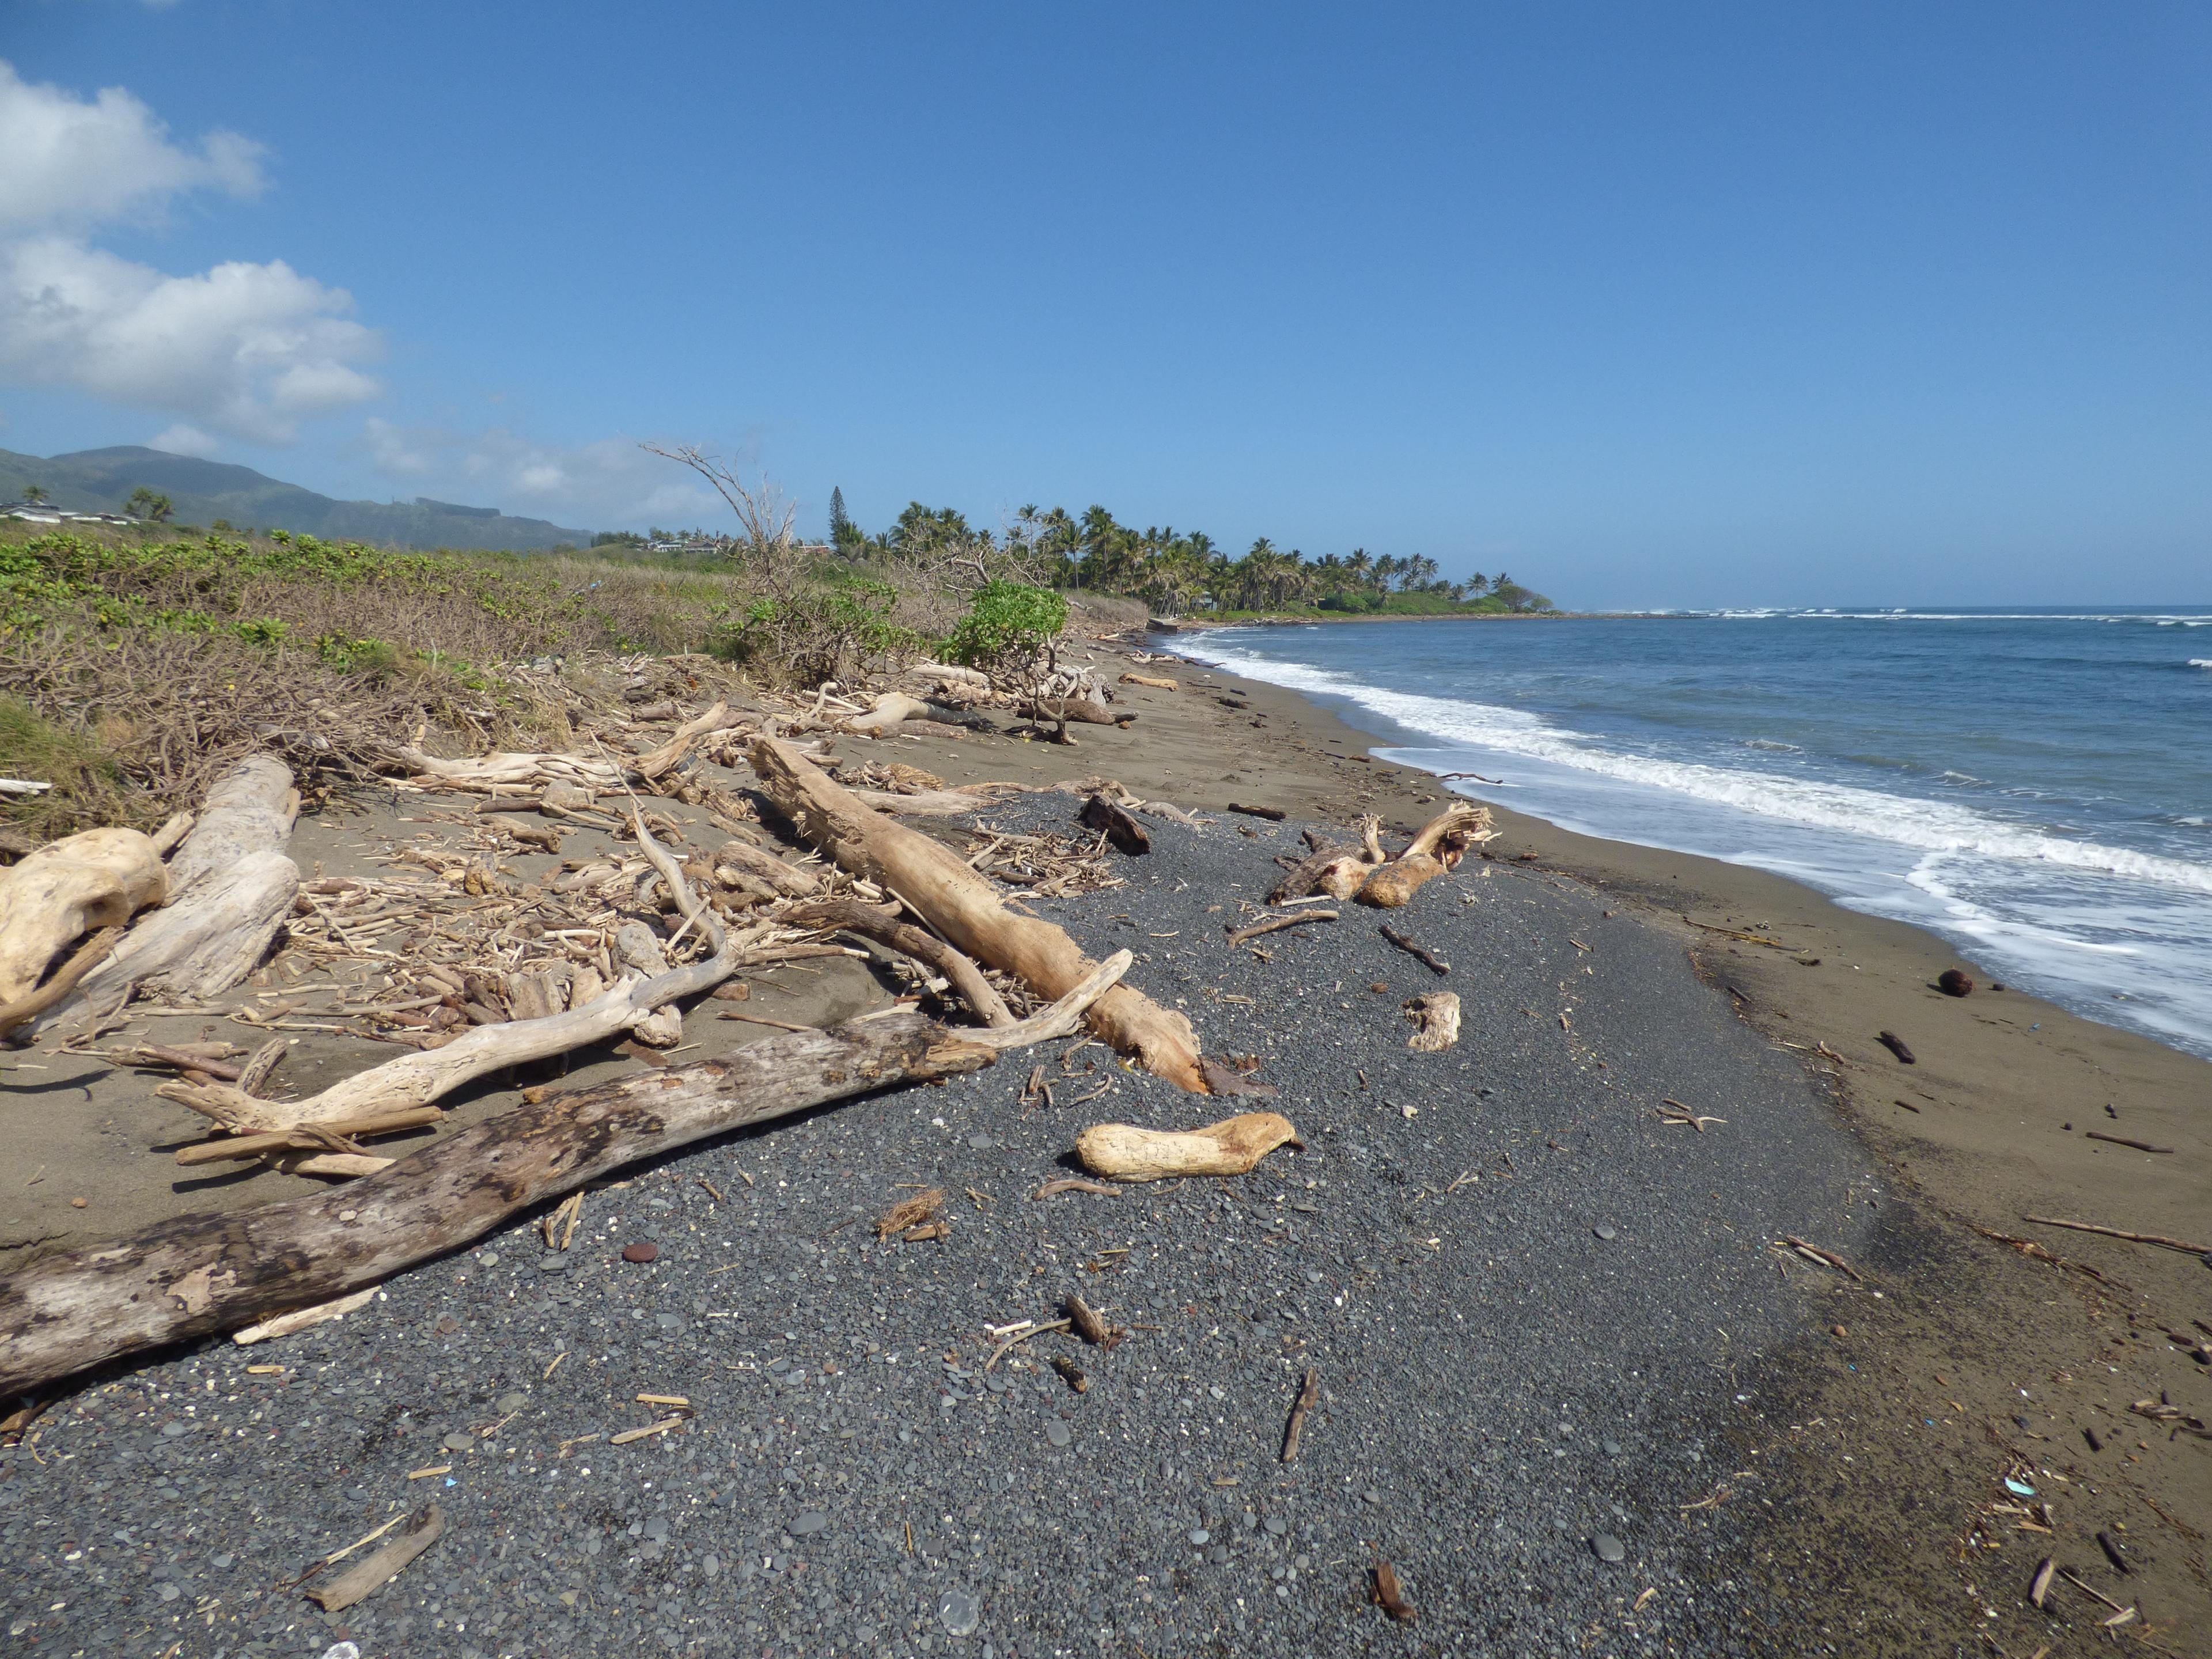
[640,444,798,556]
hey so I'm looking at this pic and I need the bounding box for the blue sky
[2,1,2206,606]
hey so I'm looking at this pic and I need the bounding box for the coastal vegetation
[1,463,1547,838]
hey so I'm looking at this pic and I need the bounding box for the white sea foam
[1178,637,2212,897]
[2191,658,2212,669]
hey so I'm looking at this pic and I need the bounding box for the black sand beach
[3,632,2207,1657]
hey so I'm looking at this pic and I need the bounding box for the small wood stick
[1225,911,1336,947]
[1065,1293,1112,1346]
[1372,1559,1417,1622]
[1378,925,1450,975]
[1033,1177,1122,1199]
[2022,1215,2212,1256]
[1282,1366,1320,1461]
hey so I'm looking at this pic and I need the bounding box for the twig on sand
[1657,1099,1725,1132]
[983,1317,1071,1372]
[2023,1215,2212,1256]
[1225,911,1335,948]
[1781,1236,1863,1281]
[1033,1177,1122,1199]
[1281,1366,1320,1462]
[1378,925,1449,975]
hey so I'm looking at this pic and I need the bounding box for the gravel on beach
[0,801,1883,1658]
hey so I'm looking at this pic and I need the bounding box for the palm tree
[22,484,47,505]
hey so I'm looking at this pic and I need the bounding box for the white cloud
[359,422,736,528]
[0,60,380,442]
[150,421,217,457]
[0,60,262,236]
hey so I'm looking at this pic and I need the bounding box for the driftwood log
[1270,816,1385,903]
[1075,1112,1301,1181]
[0,829,165,1003]
[1078,794,1150,855]
[41,758,301,1031]
[0,1012,998,1397]
[749,737,1209,1091]
[1354,803,1494,909]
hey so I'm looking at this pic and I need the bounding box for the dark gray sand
[0,802,1886,1657]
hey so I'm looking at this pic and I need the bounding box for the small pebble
[1188,1528,1210,1546]
[1044,1419,1072,1448]
[476,1252,498,1267]
[622,1241,660,1264]
[1593,1224,1618,1241]
[1592,1533,1627,1563]
[441,1431,474,1452]
[495,1392,528,1415]
[536,1255,570,1273]
[967,1133,996,1150]
[1601,1439,1623,1456]
[938,1588,980,1637]
[791,1511,829,1535]
[70,1197,88,1209]
[1264,1514,1289,1535]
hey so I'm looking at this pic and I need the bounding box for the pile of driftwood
[0,730,1273,1396]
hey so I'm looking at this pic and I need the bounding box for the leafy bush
[942,581,1069,678]
[714,572,923,688]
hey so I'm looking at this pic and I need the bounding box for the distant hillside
[0,446,591,552]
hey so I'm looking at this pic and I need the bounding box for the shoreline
[3,631,2206,1650]
[1065,634,2212,1646]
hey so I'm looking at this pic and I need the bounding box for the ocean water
[1175,610,2212,1059]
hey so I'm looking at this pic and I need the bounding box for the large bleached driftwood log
[749,737,1210,1092]
[0,1012,998,1398]
[0,828,166,1003]
[40,759,302,1029]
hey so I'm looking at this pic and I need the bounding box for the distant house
[0,502,136,527]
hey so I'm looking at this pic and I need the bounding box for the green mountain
[0,446,591,552]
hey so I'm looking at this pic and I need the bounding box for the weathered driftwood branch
[306,1502,445,1611]
[1075,1112,1301,1181]
[749,737,1209,1091]
[790,899,1016,1028]
[635,700,751,781]
[844,784,1026,818]
[1119,672,1179,691]
[0,829,166,1003]
[0,1012,999,1397]
[1225,910,1336,948]
[45,758,301,1028]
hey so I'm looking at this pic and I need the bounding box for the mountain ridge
[0,446,591,552]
